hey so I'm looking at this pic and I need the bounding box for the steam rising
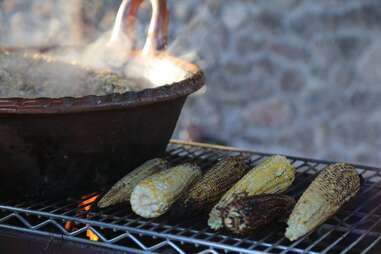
[52,31,189,89]
[0,52,145,98]
[0,0,204,98]
[66,0,190,88]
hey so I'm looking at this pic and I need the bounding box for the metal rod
[0,141,380,254]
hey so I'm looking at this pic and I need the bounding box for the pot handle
[109,0,169,55]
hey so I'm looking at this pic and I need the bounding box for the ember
[79,192,99,212]
[86,228,100,242]
[64,193,100,242]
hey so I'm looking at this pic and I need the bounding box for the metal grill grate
[1,140,381,254]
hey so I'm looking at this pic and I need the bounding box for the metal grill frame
[0,140,381,254]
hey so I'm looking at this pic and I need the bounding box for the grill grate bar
[361,235,381,254]
[0,140,380,254]
[279,232,316,254]
[248,232,277,250]
[303,179,381,252]
[334,214,381,254]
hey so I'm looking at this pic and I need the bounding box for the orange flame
[64,193,100,241]
[79,194,99,212]
[86,228,99,241]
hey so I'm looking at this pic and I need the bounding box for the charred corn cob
[286,163,360,241]
[208,155,295,230]
[98,158,167,208]
[221,194,295,236]
[130,163,202,218]
[171,156,248,218]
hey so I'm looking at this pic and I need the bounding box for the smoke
[0,0,207,97]
[167,6,217,71]
[0,51,136,98]
[0,1,70,47]
[50,0,200,89]
[51,30,190,89]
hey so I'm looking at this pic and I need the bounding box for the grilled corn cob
[171,156,248,218]
[98,158,167,208]
[130,163,202,218]
[285,163,360,241]
[221,194,295,236]
[208,155,295,230]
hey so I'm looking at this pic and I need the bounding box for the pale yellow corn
[98,158,167,208]
[285,163,360,241]
[208,155,296,230]
[130,163,202,218]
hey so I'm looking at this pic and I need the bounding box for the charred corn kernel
[208,155,295,230]
[98,158,167,208]
[221,194,295,236]
[171,156,248,218]
[130,163,202,218]
[286,163,360,241]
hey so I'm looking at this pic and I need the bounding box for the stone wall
[172,0,381,167]
[1,0,380,166]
